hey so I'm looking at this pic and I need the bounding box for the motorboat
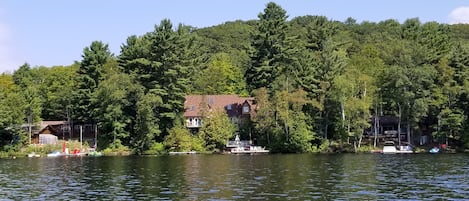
[27,152,41,158]
[429,147,440,154]
[229,145,269,154]
[169,151,196,155]
[46,151,64,157]
[226,135,269,154]
[382,141,397,154]
[382,141,414,154]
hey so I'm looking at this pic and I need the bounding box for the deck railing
[226,140,250,148]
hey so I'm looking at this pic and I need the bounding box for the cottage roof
[184,95,254,117]
[22,121,67,134]
[39,121,66,128]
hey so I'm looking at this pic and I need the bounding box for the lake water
[1,153,468,200]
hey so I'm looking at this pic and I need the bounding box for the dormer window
[190,105,195,111]
[243,105,249,113]
[227,104,232,110]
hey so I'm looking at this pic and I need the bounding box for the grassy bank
[0,140,90,158]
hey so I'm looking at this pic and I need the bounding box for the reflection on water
[1,154,468,200]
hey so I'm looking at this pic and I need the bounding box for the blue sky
[1,0,469,73]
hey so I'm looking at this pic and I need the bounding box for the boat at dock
[429,147,440,153]
[382,141,414,154]
[169,151,197,155]
[229,145,269,154]
[46,151,65,157]
[226,135,269,154]
[27,152,41,157]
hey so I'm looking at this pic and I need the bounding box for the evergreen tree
[73,41,112,123]
[119,19,193,137]
[147,19,193,136]
[0,73,26,147]
[246,2,289,92]
[12,64,42,132]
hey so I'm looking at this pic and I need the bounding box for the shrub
[355,145,375,153]
[102,140,131,156]
[143,142,165,155]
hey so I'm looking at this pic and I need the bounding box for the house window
[190,106,195,111]
[243,105,249,113]
[227,104,232,110]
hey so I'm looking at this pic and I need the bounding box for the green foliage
[311,140,339,153]
[120,19,193,136]
[198,110,236,151]
[12,64,43,129]
[192,20,254,76]
[270,90,315,153]
[143,142,165,155]
[355,145,375,153]
[0,74,26,147]
[39,65,77,120]
[246,2,289,91]
[94,71,143,149]
[8,3,469,153]
[433,108,465,141]
[251,88,275,146]
[252,88,315,153]
[193,53,248,95]
[73,41,112,123]
[102,139,131,156]
[132,92,162,152]
[164,125,205,152]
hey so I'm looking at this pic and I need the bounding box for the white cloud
[449,6,469,24]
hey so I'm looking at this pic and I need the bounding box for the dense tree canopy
[4,2,469,153]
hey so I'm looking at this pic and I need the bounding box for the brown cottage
[25,121,67,144]
[23,121,97,146]
[184,95,256,130]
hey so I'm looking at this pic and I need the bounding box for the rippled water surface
[1,154,469,200]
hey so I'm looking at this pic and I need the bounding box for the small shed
[39,134,58,145]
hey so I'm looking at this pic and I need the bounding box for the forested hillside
[2,2,469,153]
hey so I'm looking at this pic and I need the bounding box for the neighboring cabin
[366,116,431,146]
[183,95,256,131]
[23,121,97,146]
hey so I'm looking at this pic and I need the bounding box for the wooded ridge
[2,2,469,154]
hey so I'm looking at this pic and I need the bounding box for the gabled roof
[184,95,254,117]
[39,121,66,129]
[22,121,67,134]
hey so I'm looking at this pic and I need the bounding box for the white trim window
[243,105,249,113]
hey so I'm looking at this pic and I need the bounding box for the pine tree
[119,19,193,137]
[73,41,112,123]
[246,2,289,92]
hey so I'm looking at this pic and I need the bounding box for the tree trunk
[324,111,329,140]
[374,105,378,147]
[407,121,411,145]
[398,103,402,146]
[267,128,271,147]
[347,122,351,144]
[341,101,345,128]
[358,132,363,148]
